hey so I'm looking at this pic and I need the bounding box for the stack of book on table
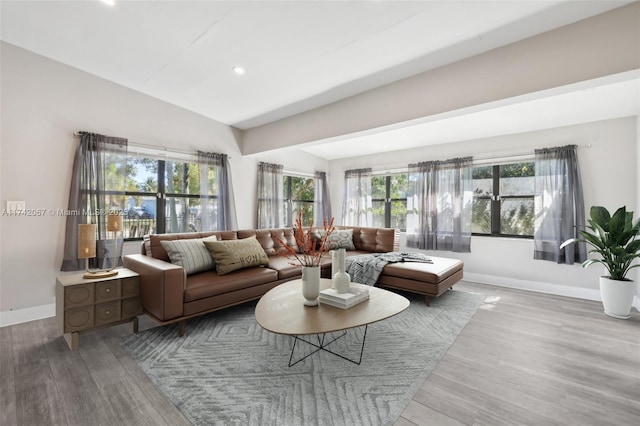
[319,283,370,309]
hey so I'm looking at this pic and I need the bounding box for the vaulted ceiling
[1,0,637,159]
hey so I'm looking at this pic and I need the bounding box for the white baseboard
[0,303,55,327]
[463,272,640,313]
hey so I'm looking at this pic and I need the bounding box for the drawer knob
[105,310,111,315]
[106,288,111,293]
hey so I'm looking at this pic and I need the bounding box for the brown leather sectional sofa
[123,226,463,335]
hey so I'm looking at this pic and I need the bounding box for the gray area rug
[121,289,484,426]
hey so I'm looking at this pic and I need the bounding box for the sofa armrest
[123,254,186,321]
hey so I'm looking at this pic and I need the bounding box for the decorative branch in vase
[277,211,335,306]
[277,211,336,267]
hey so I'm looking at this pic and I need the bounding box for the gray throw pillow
[160,236,217,275]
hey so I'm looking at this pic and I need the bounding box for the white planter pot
[599,276,636,319]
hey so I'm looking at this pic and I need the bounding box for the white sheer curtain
[257,162,284,229]
[198,151,238,231]
[61,132,127,271]
[406,157,473,252]
[342,168,372,226]
[534,145,587,263]
[314,171,332,225]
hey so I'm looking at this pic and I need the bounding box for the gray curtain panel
[406,157,473,252]
[198,151,238,232]
[342,168,372,226]
[257,162,284,229]
[61,132,127,271]
[533,145,587,263]
[314,171,332,225]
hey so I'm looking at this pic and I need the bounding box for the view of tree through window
[284,175,314,226]
[472,162,535,237]
[372,174,408,230]
[124,155,219,238]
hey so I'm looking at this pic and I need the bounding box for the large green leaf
[590,206,610,231]
[608,206,627,244]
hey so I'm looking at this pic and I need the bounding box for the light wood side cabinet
[56,268,142,350]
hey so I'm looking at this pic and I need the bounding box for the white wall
[329,117,638,303]
[0,42,328,325]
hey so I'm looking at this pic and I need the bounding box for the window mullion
[157,160,166,234]
[385,176,391,228]
[491,165,500,235]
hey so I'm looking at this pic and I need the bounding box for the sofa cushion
[184,268,279,302]
[381,255,463,284]
[238,228,298,255]
[160,236,217,275]
[204,236,270,275]
[267,256,302,279]
[348,227,399,253]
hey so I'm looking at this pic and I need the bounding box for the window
[124,155,218,239]
[472,162,535,237]
[372,174,408,230]
[283,175,315,226]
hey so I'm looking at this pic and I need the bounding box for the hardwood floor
[396,282,640,426]
[1,281,638,425]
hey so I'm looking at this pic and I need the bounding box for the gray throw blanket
[344,252,433,286]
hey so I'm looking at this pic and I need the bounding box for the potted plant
[561,205,640,318]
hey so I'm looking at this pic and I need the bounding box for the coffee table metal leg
[288,326,368,367]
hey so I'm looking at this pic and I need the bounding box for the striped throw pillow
[160,236,217,275]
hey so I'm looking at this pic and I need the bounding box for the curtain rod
[369,144,592,173]
[283,168,317,178]
[73,132,228,158]
[473,143,592,164]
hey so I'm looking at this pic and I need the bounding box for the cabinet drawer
[95,280,120,302]
[121,277,140,298]
[94,301,121,326]
[64,284,94,309]
[65,306,94,332]
[121,297,143,319]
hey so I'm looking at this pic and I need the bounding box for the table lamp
[78,221,118,279]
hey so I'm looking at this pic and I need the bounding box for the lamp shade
[78,224,97,259]
[107,213,123,232]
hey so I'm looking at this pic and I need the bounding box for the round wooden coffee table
[255,278,410,366]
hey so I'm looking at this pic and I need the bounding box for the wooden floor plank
[0,326,17,426]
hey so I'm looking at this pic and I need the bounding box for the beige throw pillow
[160,236,217,275]
[204,236,269,275]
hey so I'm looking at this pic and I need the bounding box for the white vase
[332,248,351,294]
[301,266,320,306]
[331,250,338,289]
[599,276,636,319]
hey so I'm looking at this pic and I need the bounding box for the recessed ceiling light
[100,0,116,6]
[233,66,245,75]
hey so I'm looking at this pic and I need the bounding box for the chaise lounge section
[123,226,463,335]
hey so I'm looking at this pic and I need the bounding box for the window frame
[371,173,407,231]
[472,162,535,239]
[124,156,219,240]
[283,174,315,227]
